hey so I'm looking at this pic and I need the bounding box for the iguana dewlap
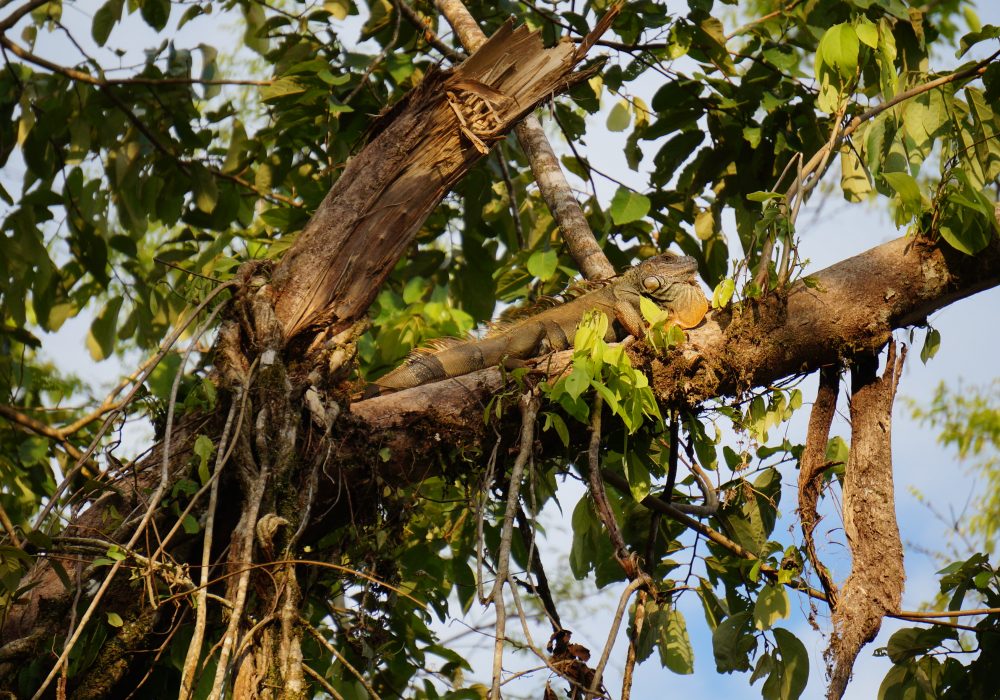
[372,253,708,393]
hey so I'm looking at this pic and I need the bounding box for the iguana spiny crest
[371,252,708,394]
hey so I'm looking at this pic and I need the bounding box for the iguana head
[627,252,700,298]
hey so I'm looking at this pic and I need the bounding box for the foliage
[876,554,1000,699]
[910,380,1000,553]
[0,0,998,698]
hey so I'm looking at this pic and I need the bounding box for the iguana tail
[373,334,527,393]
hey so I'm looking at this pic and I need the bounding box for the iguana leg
[500,356,532,370]
[612,299,646,338]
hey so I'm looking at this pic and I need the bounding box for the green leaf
[713,611,755,673]
[182,514,200,534]
[106,612,124,628]
[840,148,871,203]
[402,276,426,305]
[199,44,220,100]
[91,0,122,46]
[920,328,940,364]
[526,249,558,281]
[764,628,809,700]
[639,295,667,325]
[747,191,784,203]
[324,0,351,20]
[815,23,860,112]
[816,23,861,81]
[139,0,170,31]
[658,607,695,674]
[697,578,727,631]
[855,17,878,48]
[623,451,651,502]
[606,100,631,132]
[753,583,790,630]
[564,366,590,400]
[87,296,124,361]
[694,208,715,240]
[651,131,704,186]
[637,600,695,674]
[958,24,1000,57]
[193,434,214,484]
[876,18,898,101]
[194,169,219,215]
[938,178,996,255]
[712,278,735,309]
[569,497,597,579]
[609,187,651,226]
[885,626,955,668]
[882,171,922,219]
[543,412,570,447]
[574,311,608,353]
[260,77,307,102]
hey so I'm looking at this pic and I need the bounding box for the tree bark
[269,19,607,350]
[827,343,907,699]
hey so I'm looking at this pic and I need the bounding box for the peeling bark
[271,19,605,349]
[799,366,840,606]
[827,342,907,700]
[436,0,616,280]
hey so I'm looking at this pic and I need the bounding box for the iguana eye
[642,276,661,292]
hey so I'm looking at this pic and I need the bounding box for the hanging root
[826,342,906,699]
[799,365,841,607]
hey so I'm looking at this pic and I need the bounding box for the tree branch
[351,234,1000,461]
[270,16,613,345]
[434,0,616,280]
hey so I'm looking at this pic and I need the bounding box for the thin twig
[0,501,20,547]
[586,396,636,578]
[0,403,87,463]
[724,0,804,40]
[207,447,271,699]
[302,663,347,700]
[434,0,615,281]
[799,365,840,606]
[488,393,539,700]
[476,438,501,604]
[31,281,237,531]
[61,352,163,436]
[588,576,646,698]
[496,149,525,249]
[514,505,561,630]
[621,589,646,700]
[785,50,1000,206]
[344,2,401,105]
[179,386,247,700]
[393,0,464,61]
[302,620,383,700]
[28,290,233,700]
[0,0,51,33]
[0,27,267,85]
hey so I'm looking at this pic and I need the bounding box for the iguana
[370,252,709,394]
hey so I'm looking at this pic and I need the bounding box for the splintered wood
[270,18,614,351]
[445,80,510,154]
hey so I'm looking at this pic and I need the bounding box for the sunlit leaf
[609,187,650,225]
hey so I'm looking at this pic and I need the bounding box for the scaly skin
[372,252,708,393]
